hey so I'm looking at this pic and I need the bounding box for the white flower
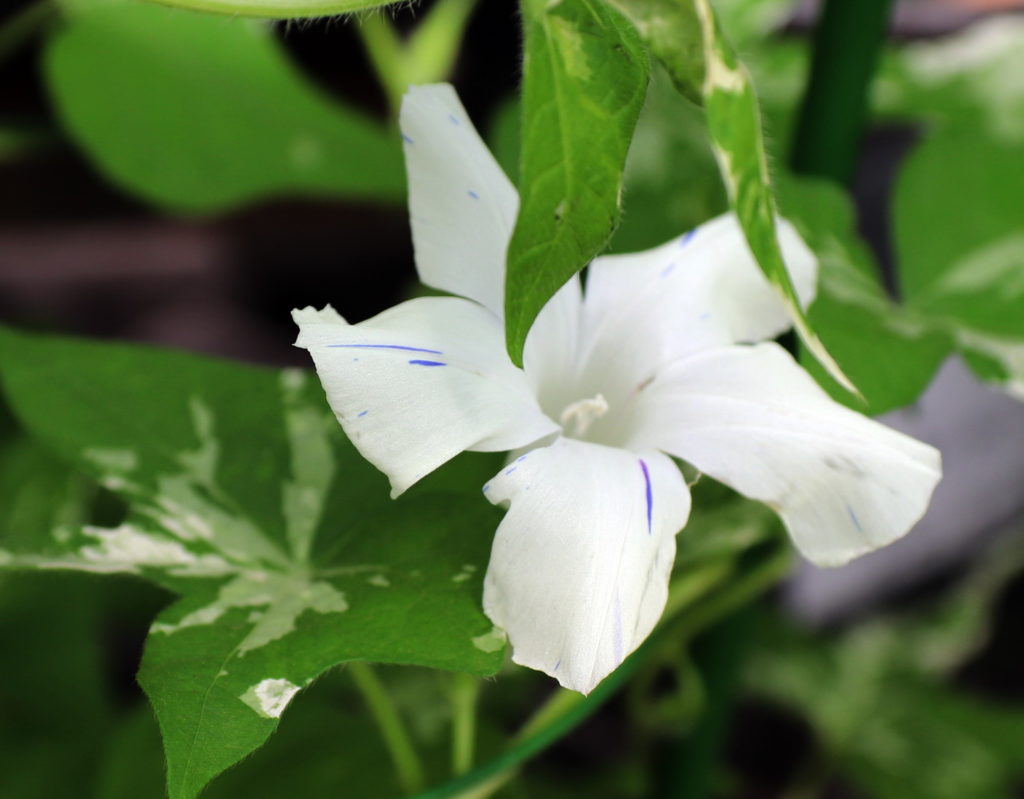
[293,84,941,695]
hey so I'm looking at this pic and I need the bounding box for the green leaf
[43,3,405,213]
[874,18,1024,142]
[692,0,856,394]
[0,574,112,799]
[604,0,704,104]
[777,176,951,414]
[0,434,92,557]
[504,0,649,366]
[750,533,1024,799]
[610,66,727,253]
[893,129,1024,397]
[0,328,505,799]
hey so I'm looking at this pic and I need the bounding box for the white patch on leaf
[83,448,138,473]
[240,678,300,719]
[178,397,219,484]
[367,574,390,587]
[452,563,478,584]
[35,524,234,577]
[280,370,335,562]
[471,626,507,653]
[931,233,1024,301]
[151,571,349,655]
[956,329,1024,401]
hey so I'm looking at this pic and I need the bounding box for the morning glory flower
[293,84,941,695]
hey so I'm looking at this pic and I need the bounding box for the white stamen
[559,394,609,438]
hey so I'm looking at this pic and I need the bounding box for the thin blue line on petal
[679,228,697,247]
[468,190,480,200]
[357,410,368,417]
[639,459,653,534]
[402,133,414,144]
[847,505,862,531]
[408,359,446,367]
[328,344,443,355]
[448,113,460,125]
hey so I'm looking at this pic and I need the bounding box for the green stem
[450,672,481,776]
[667,606,756,798]
[356,0,479,119]
[406,0,478,85]
[348,662,426,795]
[357,12,407,118]
[790,0,895,185]
[0,0,55,66]
[412,545,791,799]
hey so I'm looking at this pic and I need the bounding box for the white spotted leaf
[0,327,504,799]
[691,0,856,393]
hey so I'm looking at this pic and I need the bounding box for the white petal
[575,213,817,401]
[622,343,941,567]
[482,439,691,694]
[293,298,558,497]
[401,84,518,319]
[522,275,584,414]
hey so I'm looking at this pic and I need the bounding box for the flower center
[559,393,609,439]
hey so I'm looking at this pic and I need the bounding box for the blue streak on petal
[408,359,446,367]
[516,454,528,463]
[468,190,480,200]
[679,228,697,247]
[357,410,368,417]
[401,133,414,144]
[847,505,862,531]
[329,343,443,355]
[448,113,460,125]
[504,466,517,476]
[660,262,676,278]
[639,459,653,535]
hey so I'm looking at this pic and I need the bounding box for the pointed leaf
[505,0,649,365]
[605,0,704,104]
[692,0,856,393]
[895,129,1024,398]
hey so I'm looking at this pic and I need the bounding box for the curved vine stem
[348,661,426,795]
[412,542,792,799]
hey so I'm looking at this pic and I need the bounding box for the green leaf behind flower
[0,328,505,799]
[778,177,951,414]
[44,3,405,213]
